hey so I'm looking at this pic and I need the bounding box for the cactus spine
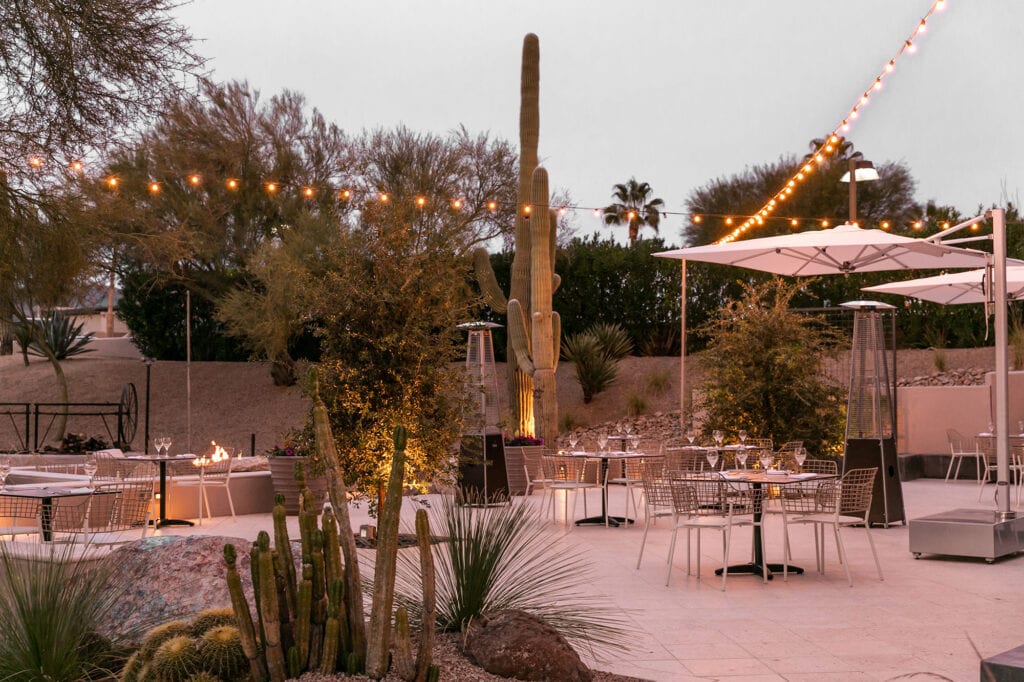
[365,425,408,679]
[414,508,435,682]
[474,33,559,441]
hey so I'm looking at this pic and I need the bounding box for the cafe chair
[541,454,600,528]
[668,475,766,590]
[175,456,235,525]
[635,458,675,571]
[522,447,553,508]
[773,458,837,560]
[662,446,705,473]
[606,450,660,523]
[782,467,882,586]
[945,428,984,484]
[46,479,154,546]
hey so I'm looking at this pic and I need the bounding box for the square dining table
[0,485,112,542]
[703,469,837,580]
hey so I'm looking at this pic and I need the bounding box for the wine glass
[0,455,10,491]
[712,430,724,447]
[162,437,173,456]
[83,457,98,487]
[597,432,608,453]
[738,429,748,445]
[705,449,719,472]
[794,447,807,470]
[624,422,633,437]
[736,448,748,469]
[686,428,696,445]
[568,433,579,452]
[154,436,162,455]
[759,450,773,471]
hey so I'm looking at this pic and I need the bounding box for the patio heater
[841,300,905,527]
[456,322,508,503]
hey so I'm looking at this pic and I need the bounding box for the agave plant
[393,494,628,658]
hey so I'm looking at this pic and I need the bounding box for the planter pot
[269,456,328,515]
[502,445,544,496]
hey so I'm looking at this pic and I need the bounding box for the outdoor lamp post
[143,357,154,454]
[840,156,880,224]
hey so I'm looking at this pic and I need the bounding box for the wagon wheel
[118,383,139,447]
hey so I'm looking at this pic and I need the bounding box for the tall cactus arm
[472,247,508,313]
[548,209,561,295]
[552,311,560,373]
[506,299,536,375]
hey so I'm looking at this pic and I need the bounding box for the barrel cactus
[151,634,201,682]
[196,624,248,681]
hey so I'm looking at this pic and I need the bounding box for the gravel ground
[294,632,649,682]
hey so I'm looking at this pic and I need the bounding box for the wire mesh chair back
[748,438,773,451]
[837,467,877,517]
[96,479,155,532]
[638,458,673,512]
[946,428,976,455]
[667,478,699,516]
[543,455,586,485]
[0,495,42,535]
[46,492,103,536]
[199,456,232,483]
[671,475,732,517]
[774,441,804,469]
[780,461,838,513]
[663,447,705,473]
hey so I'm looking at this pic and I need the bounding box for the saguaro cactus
[474,32,560,441]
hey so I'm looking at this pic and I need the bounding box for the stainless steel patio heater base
[909,508,1024,563]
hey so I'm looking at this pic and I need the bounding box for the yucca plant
[562,332,617,403]
[21,312,94,361]
[393,494,628,659]
[589,322,633,360]
[0,543,141,680]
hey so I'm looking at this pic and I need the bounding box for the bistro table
[564,450,650,527]
[0,485,112,542]
[707,469,836,580]
[124,453,196,528]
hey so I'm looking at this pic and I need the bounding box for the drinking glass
[84,458,98,487]
[162,437,173,456]
[568,433,579,452]
[736,448,748,469]
[0,455,10,491]
[705,449,719,471]
[759,451,773,471]
[794,447,807,470]
[988,421,995,435]
[738,429,747,445]
[624,422,633,436]
[1018,420,1023,435]
[154,436,162,455]
[597,433,608,452]
[686,428,696,445]
[712,430,724,447]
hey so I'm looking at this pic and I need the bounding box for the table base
[156,518,194,528]
[715,562,806,579]
[575,515,634,528]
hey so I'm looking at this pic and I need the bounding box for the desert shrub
[625,393,648,417]
[0,543,142,680]
[699,278,846,457]
[589,322,633,360]
[645,368,672,396]
[558,412,582,432]
[393,494,627,656]
[60,433,111,454]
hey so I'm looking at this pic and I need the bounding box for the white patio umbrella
[863,265,1024,304]
[655,219,1012,516]
[655,223,996,416]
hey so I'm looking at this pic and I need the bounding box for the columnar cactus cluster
[474,32,561,443]
[212,369,437,681]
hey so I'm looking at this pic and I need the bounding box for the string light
[452,199,463,210]
[188,174,201,186]
[378,192,389,203]
[226,178,239,190]
[265,182,277,193]
[715,0,948,244]
[148,181,160,194]
[302,186,315,198]
[416,196,427,208]
[106,176,118,189]
[487,200,498,211]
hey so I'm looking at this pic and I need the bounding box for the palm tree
[602,178,665,246]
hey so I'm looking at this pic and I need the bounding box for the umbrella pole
[992,208,1013,517]
[187,289,192,454]
[680,259,687,428]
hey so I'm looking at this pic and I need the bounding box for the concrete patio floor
[152,478,1021,681]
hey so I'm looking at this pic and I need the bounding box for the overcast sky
[174,1,1021,245]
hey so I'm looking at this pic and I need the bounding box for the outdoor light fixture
[840,157,879,224]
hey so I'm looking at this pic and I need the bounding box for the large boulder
[463,609,592,681]
[97,535,253,645]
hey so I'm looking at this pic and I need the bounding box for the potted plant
[267,425,328,514]
[502,433,544,495]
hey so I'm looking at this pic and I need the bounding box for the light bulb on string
[416,196,427,208]
[379,192,389,203]
[189,174,201,186]
[452,199,463,210]
[339,189,351,200]
[303,187,315,198]
[148,182,160,194]
[487,200,497,212]
[106,176,119,189]
[70,160,83,173]
[266,182,277,193]
[226,178,239,190]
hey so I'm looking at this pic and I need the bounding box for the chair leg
[720,526,730,591]
[226,486,236,518]
[636,517,653,569]
[666,524,679,586]
[864,525,883,581]
[833,524,852,587]
[944,454,958,482]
